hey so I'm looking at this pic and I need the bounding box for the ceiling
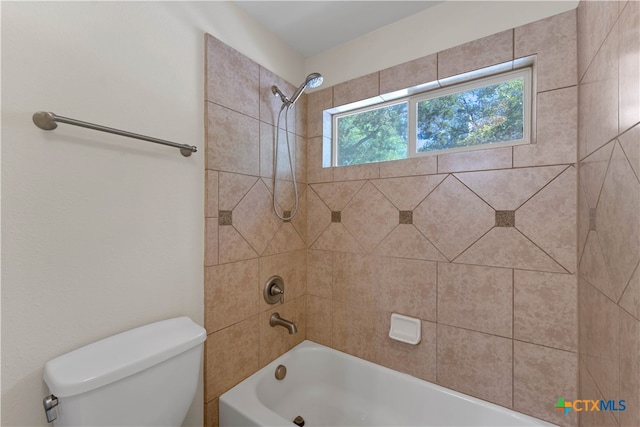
[234,1,443,57]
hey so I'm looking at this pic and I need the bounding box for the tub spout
[270,313,297,334]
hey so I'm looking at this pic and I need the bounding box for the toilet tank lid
[43,317,206,397]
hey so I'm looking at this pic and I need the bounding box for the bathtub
[219,340,554,426]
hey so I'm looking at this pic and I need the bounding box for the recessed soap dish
[389,313,421,345]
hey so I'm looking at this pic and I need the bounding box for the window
[331,64,532,167]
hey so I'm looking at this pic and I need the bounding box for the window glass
[414,76,525,154]
[336,102,408,166]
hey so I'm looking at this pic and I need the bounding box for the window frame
[329,59,535,168]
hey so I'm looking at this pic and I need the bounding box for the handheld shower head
[272,72,324,106]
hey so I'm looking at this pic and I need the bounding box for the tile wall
[306,10,578,426]
[204,34,308,425]
[577,1,640,426]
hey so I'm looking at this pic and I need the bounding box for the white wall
[0,2,302,426]
[306,0,579,87]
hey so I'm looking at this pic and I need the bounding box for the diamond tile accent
[495,211,515,227]
[371,175,446,210]
[517,167,577,273]
[399,211,413,225]
[233,180,282,255]
[342,182,399,253]
[456,228,566,273]
[589,208,597,231]
[373,225,447,262]
[596,143,640,301]
[218,211,232,226]
[414,176,494,260]
[331,211,341,223]
[455,165,565,210]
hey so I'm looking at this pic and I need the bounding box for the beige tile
[290,187,307,244]
[371,175,446,210]
[619,309,640,427]
[513,341,578,427]
[233,179,282,255]
[581,280,619,402]
[376,314,436,382]
[206,103,260,175]
[294,93,307,138]
[218,172,258,211]
[515,10,577,92]
[307,137,334,183]
[205,34,259,118]
[438,263,513,337]
[342,182,398,253]
[578,22,619,160]
[307,295,333,347]
[377,258,437,321]
[579,141,615,209]
[578,363,618,427]
[619,0,640,133]
[262,223,306,256]
[259,250,306,311]
[620,264,640,320]
[579,231,616,301]
[596,143,640,301]
[578,179,590,261]
[380,54,437,94]
[517,166,577,273]
[205,316,260,400]
[413,176,494,260]
[455,165,566,211]
[332,253,378,308]
[311,223,364,254]
[456,228,566,273]
[218,225,258,264]
[295,135,307,184]
[438,30,513,79]
[619,124,640,181]
[437,324,512,407]
[204,259,259,333]
[260,125,300,183]
[206,170,219,218]
[311,180,366,211]
[259,66,296,131]
[438,146,512,173]
[514,86,577,167]
[333,162,380,182]
[333,72,379,107]
[577,0,619,80]
[379,156,438,178]
[514,270,577,351]
[373,225,448,262]
[204,398,219,427]
[306,186,331,246]
[333,302,377,363]
[308,250,333,298]
[205,218,218,267]
[307,87,333,138]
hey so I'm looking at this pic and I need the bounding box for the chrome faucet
[270,313,297,334]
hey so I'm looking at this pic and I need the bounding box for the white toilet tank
[43,317,206,426]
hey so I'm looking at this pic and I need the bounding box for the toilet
[42,317,206,426]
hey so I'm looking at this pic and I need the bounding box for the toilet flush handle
[43,395,59,423]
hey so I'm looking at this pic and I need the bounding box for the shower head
[272,72,324,106]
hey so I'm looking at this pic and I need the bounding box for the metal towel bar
[32,111,197,157]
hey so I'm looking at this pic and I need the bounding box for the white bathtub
[220,341,554,426]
